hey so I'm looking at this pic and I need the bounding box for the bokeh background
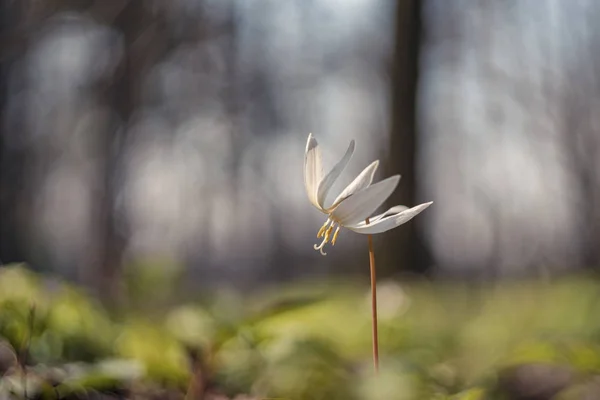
[1,1,600,399]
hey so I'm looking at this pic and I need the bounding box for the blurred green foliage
[0,264,599,399]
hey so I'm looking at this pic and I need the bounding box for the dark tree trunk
[0,0,39,266]
[91,0,167,304]
[383,0,429,275]
[0,0,15,265]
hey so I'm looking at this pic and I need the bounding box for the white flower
[304,133,433,255]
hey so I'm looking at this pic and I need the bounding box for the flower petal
[330,175,400,226]
[304,133,323,209]
[317,139,355,208]
[370,205,409,223]
[328,160,380,210]
[346,202,433,234]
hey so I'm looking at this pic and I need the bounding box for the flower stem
[366,218,379,373]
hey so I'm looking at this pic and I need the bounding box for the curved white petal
[330,175,400,226]
[304,133,323,209]
[370,205,409,223]
[346,201,433,234]
[328,160,381,210]
[317,139,355,208]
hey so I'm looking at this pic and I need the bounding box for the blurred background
[3,0,600,290]
[1,1,600,399]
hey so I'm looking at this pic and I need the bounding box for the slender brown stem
[366,218,379,373]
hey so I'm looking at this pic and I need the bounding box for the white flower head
[304,133,433,255]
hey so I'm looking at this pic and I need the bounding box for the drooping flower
[304,133,432,255]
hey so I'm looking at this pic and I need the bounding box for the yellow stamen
[331,226,340,245]
[324,225,333,241]
[317,219,331,238]
[314,218,342,256]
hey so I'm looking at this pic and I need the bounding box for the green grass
[0,264,599,399]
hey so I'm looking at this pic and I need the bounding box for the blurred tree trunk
[562,71,600,271]
[0,0,45,265]
[383,0,429,275]
[582,7,600,270]
[558,4,600,271]
[0,0,15,265]
[91,0,167,304]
